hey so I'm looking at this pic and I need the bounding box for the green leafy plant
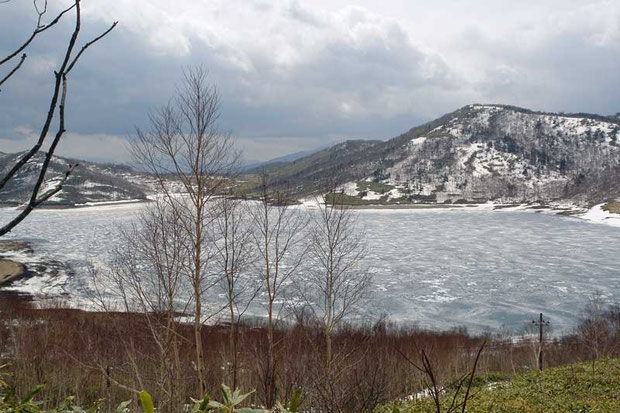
[275,389,301,413]
[0,381,297,413]
[0,383,45,412]
[0,374,132,413]
[138,391,154,413]
[187,385,301,413]
[199,384,263,412]
[115,400,132,413]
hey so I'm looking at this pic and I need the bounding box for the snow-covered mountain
[0,151,150,206]
[259,104,620,205]
[3,104,619,207]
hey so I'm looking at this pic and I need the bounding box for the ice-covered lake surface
[1,203,619,334]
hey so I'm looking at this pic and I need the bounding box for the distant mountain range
[2,104,619,207]
[252,104,620,206]
[0,151,149,206]
[241,147,328,171]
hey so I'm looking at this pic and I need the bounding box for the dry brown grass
[602,201,620,214]
[0,294,610,412]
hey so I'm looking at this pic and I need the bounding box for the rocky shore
[0,241,30,285]
[0,259,25,284]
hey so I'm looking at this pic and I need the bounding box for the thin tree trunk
[194,209,206,395]
[229,300,237,388]
[266,297,275,408]
[325,326,333,373]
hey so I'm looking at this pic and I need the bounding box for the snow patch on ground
[300,197,321,209]
[580,204,620,227]
[361,190,383,201]
[386,188,404,201]
[410,137,427,145]
[339,181,359,197]
[74,199,146,207]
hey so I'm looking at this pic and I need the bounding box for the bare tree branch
[66,20,118,74]
[0,53,26,91]
[0,0,117,236]
[0,1,76,66]
[459,340,486,413]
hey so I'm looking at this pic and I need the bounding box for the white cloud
[3,126,132,163]
[1,0,620,162]
[80,0,461,121]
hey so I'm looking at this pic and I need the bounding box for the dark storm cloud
[1,0,619,162]
[460,21,620,114]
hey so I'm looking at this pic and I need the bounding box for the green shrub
[0,380,300,413]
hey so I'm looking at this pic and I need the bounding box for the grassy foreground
[377,358,620,413]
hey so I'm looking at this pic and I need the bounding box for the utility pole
[532,313,550,370]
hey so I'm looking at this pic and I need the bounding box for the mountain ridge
[251,104,620,205]
[2,104,619,207]
[0,151,150,206]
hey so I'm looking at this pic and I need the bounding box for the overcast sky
[1,0,619,163]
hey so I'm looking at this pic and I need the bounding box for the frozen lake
[1,203,619,334]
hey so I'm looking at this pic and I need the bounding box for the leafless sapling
[248,173,308,408]
[131,66,239,395]
[301,186,371,372]
[213,193,258,388]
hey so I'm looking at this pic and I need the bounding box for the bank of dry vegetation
[0,295,618,412]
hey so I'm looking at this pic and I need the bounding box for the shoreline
[3,197,618,229]
[0,259,26,284]
[312,200,620,228]
[0,241,30,286]
[0,198,151,211]
[343,203,474,210]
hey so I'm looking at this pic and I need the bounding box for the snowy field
[0,203,619,334]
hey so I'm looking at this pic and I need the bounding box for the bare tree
[213,193,258,388]
[0,0,117,236]
[131,66,239,395]
[576,293,618,381]
[91,199,190,412]
[301,187,370,371]
[248,173,308,408]
[288,185,371,412]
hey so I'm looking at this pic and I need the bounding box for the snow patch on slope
[340,181,359,196]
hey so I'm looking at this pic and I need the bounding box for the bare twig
[64,350,142,395]
[446,374,469,413]
[393,345,425,374]
[33,163,78,206]
[66,21,118,74]
[0,53,26,91]
[0,2,76,66]
[421,350,442,413]
[460,340,486,413]
[394,339,487,413]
